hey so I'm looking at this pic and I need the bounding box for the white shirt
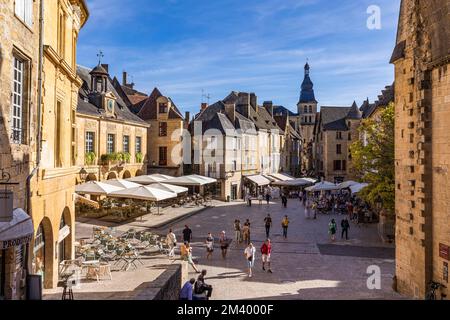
[244,246,256,260]
[166,232,176,246]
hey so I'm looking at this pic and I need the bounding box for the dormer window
[159,103,168,113]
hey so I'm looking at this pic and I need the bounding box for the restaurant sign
[439,243,450,261]
[1,234,33,250]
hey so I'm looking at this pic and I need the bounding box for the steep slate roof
[273,105,297,117]
[131,88,184,121]
[111,77,148,107]
[274,115,301,140]
[194,101,257,135]
[319,106,352,131]
[347,101,363,119]
[364,84,395,118]
[77,65,148,126]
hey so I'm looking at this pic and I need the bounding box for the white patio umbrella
[127,174,171,185]
[350,183,369,194]
[337,181,359,190]
[103,179,142,189]
[75,181,123,196]
[305,181,339,192]
[164,175,217,186]
[109,186,177,215]
[149,183,189,195]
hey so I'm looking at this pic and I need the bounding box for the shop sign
[58,225,71,243]
[1,234,33,250]
[439,244,450,261]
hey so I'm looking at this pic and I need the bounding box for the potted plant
[136,152,143,163]
[85,152,96,166]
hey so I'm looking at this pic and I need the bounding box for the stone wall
[393,0,450,299]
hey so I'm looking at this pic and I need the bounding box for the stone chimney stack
[122,71,127,86]
[263,101,274,117]
[224,103,236,124]
[201,103,208,112]
[184,111,191,129]
[250,93,257,110]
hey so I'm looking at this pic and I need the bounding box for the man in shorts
[260,239,273,273]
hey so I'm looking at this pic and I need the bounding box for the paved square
[155,199,403,300]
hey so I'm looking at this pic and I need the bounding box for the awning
[0,208,34,249]
[127,174,174,185]
[245,175,272,186]
[149,183,189,195]
[305,181,340,192]
[350,183,369,194]
[337,181,359,190]
[102,179,142,189]
[109,186,178,202]
[269,173,294,181]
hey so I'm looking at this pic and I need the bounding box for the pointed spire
[299,61,317,104]
[347,101,362,119]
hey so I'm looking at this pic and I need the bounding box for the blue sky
[78,0,401,114]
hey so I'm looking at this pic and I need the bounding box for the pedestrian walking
[183,225,193,243]
[243,219,251,244]
[281,194,288,208]
[281,216,289,239]
[312,201,318,219]
[265,193,271,205]
[166,229,177,258]
[329,219,337,242]
[205,233,214,259]
[260,239,273,273]
[181,242,200,273]
[219,231,231,259]
[244,243,256,278]
[234,219,242,244]
[264,214,273,238]
[258,194,263,205]
[341,218,350,240]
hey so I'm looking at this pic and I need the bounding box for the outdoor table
[84,261,112,282]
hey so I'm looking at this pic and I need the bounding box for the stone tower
[297,62,318,172]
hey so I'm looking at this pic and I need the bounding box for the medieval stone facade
[392,0,450,299]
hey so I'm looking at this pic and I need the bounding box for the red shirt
[261,243,272,255]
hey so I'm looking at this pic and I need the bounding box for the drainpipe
[25,0,44,277]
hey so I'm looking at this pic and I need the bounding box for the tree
[350,103,395,213]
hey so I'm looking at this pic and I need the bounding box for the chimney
[122,71,127,86]
[184,111,191,128]
[224,103,236,124]
[263,101,273,117]
[101,64,109,74]
[250,93,257,110]
[201,103,208,112]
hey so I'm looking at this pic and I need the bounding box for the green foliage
[101,152,131,164]
[122,152,131,163]
[136,152,143,163]
[85,152,96,166]
[350,103,395,213]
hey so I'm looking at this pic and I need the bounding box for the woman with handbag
[244,243,256,278]
[219,231,231,259]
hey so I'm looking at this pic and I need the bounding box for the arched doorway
[122,171,131,179]
[135,170,144,177]
[32,218,53,289]
[107,172,117,180]
[58,208,72,265]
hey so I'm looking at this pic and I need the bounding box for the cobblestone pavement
[153,199,405,300]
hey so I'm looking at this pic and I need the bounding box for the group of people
[180,270,213,301]
[233,214,290,243]
[328,218,351,242]
[243,239,272,278]
[246,192,274,206]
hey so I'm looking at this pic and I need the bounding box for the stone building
[273,114,302,177]
[76,64,149,182]
[28,0,89,290]
[391,0,450,299]
[131,88,185,176]
[112,71,148,106]
[313,102,362,183]
[0,0,41,300]
[192,100,258,201]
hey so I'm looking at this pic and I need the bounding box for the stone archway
[33,217,54,289]
[122,170,132,179]
[107,172,117,180]
[135,170,144,177]
[58,207,73,264]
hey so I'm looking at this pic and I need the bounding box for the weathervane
[97,50,104,65]
[202,89,211,105]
